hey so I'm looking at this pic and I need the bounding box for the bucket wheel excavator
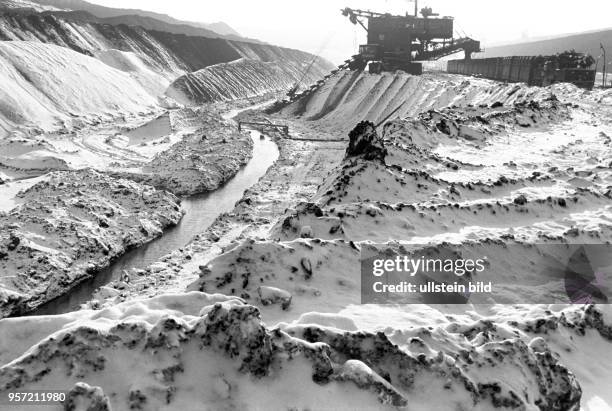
[273,2,481,111]
[341,3,480,75]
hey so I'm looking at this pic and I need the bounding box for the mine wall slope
[0,40,159,137]
[167,58,332,105]
[278,70,563,135]
[0,10,332,80]
[0,8,333,133]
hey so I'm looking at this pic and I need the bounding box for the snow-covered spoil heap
[0,7,332,81]
[0,5,333,138]
[0,41,158,138]
[166,58,331,106]
[0,170,182,317]
[277,70,568,135]
[0,292,602,410]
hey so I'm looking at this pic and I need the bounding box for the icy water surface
[31,131,279,315]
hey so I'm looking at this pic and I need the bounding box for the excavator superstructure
[341,5,481,74]
[270,3,481,111]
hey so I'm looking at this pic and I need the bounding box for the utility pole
[601,43,607,88]
[405,0,418,17]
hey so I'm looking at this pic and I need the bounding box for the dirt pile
[0,5,333,138]
[0,169,182,317]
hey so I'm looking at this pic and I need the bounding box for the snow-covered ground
[0,5,322,323]
[0,41,159,139]
[55,74,611,410]
[167,58,331,105]
[1,3,611,407]
[0,170,183,317]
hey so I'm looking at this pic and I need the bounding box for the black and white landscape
[0,0,612,410]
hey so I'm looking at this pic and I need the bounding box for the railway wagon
[447,55,596,90]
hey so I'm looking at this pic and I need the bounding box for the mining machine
[341,4,481,74]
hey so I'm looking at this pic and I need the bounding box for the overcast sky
[90,0,612,63]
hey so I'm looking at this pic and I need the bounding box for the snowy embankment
[167,58,331,105]
[0,6,333,139]
[0,170,182,317]
[14,76,607,408]
[0,41,158,138]
[2,292,608,410]
[277,70,562,134]
[0,8,333,88]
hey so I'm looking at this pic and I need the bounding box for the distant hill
[29,0,245,40]
[202,22,240,37]
[478,29,612,72]
[38,9,243,41]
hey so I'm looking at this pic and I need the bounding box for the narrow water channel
[31,130,279,315]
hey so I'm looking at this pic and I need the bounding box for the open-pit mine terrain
[0,1,611,410]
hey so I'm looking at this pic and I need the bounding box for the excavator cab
[368,61,383,74]
[341,6,480,74]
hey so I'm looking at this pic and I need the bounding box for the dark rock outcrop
[346,121,387,162]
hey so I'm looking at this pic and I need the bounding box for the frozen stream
[31,130,279,315]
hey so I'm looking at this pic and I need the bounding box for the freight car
[447,52,596,90]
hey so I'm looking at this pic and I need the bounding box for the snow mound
[278,70,570,134]
[1,294,601,410]
[0,41,157,137]
[188,238,361,322]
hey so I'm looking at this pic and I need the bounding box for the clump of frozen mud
[346,121,387,162]
[1,292,602,410]
[0,170,182,317]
